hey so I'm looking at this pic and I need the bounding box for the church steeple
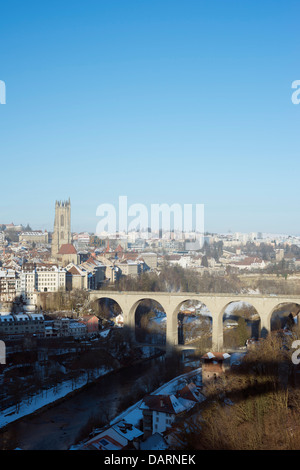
[51,199,71,258]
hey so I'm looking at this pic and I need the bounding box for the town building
[19,231,49,245]
[66,264,88,290]
[140,394,187,438]
[201,351,231,385]
[79,420,143,450]
[51,199,72,258]
[94,255,121,284]
[0,269,18,302]
[73,232,90,250]
[0,312,45,338]
[139,252,158,270]
[56,243,78,267]
[79,315,100,335]
[4,223,23,232]
[116,260,139,277]
[52,317,87,338]
[79,256,106,289]
[16,264,66,304]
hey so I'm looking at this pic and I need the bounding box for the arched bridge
[89,291,300,351]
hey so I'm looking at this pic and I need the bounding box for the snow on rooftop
[99,329,110,338]
[112,420,143,441]
[169,394,187,414]
[0,315,14,322]
[14,314,30,320]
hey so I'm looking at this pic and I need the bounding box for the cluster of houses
[0,237,158,308]
[1,220,300,314]
[78,381,206,450]
[0,311,101,340]
[76,351,231,451]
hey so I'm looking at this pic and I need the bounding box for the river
[0,355,181,450]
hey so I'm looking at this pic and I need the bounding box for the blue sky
[0,0,299,234]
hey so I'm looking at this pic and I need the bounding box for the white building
[140,394,187,438]
[16,265,66,304]
[19,231,49,244]
[0,312,45,338]
[52,317,87,338]
[0,269,18,302]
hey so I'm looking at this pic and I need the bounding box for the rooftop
[58,244,77,255]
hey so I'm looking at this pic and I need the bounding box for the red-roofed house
[66,264,88,290]
[140,394,186,438]
[57,244,78,267]
[201,352,231,385]
[176,382,205,403]
[79,315,100,335]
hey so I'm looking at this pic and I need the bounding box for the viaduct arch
[89,291,300,351]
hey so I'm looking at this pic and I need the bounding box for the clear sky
[0,0,299,234]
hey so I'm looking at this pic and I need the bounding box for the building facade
[19,231,49,245]
[51,199,71,258]
[0,312,45,338]
[16,264,66,303]
[0,269,18,302]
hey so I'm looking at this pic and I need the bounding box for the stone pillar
[212,312,223,351]
[260,313,270,338]
[166,307,178,353]
[123,305,136,342]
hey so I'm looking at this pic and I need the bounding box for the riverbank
[0,353,184,450]
[71,365,203,450]
[0,345,164,431]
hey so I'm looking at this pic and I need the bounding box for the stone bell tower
[51,199,71,258]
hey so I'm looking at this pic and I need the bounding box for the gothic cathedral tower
[51,199,71,258]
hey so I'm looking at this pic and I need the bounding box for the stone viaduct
[89,291,300,351]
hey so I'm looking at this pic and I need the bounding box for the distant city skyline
[2,207,300,240]
[0,1,299,234]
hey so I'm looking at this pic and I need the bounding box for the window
[99,439,109,446]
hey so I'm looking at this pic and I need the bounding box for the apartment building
[19,231,49,245]
[140,394,186,439]
[0,269,18,302]
[16,264,66,303]
[0,312,45,338]
[51,317,87,338]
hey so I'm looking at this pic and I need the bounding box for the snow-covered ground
[108,367,202,429]
[0,366,112,430]
[149,301,256,329]
[0,342,164,430]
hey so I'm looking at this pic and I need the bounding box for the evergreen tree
[236,317,249,346]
